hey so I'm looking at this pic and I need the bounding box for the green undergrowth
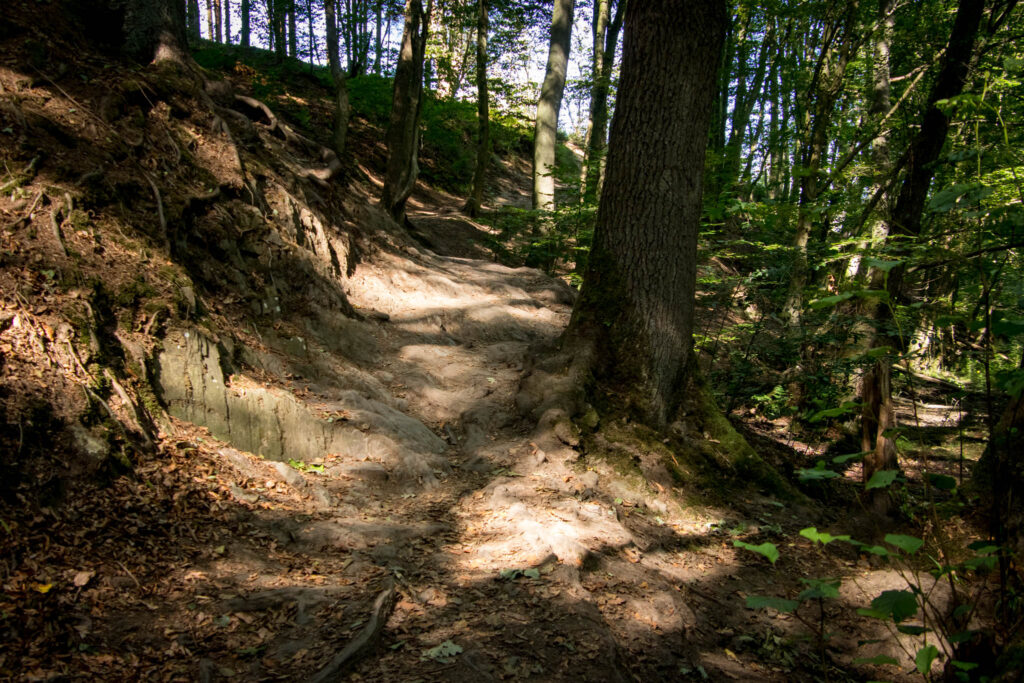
[193,42,533,194]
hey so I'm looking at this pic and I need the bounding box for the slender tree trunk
[581,0,624,204]
[381,0,431,223]
[306,0,316,63]
[224,0,231,43]
[565,0,725,427]
[214,0,222,42]
[532,0,575,211]
[326,0,341,76]
[463,0,490,217]
[288,0,297,57]
[374,0,383,74]
[206,0,214,40]
[241,0,250,46]
[860,0,985,509]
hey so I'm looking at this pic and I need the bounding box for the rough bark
[564,0,725,428]
[532,0,574,211]
[380,0,430,224]
[122,0,190,63]
[214,0,222,42]
[463,0,490,217]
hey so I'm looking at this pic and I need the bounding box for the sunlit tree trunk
[532,0,574,211]
[326,0,341,76]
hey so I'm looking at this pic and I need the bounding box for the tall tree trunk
[381,0,430,224]
[288,0,297,57]
[532,0,575,211]
[463,0,490,217]
[187,0,201,43]
[241,0,250,46]
[306,0,316,63]
[326,0,341,76]
[860,0,985,509]
[206,0,214,40]
[565,0,725,427]
[581,0,624,204]
[224,0,231,43]
[374,0,383,74]
[214,0,222,42]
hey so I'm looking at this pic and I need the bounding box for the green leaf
[798,461,841,481]
[422,640,463,663]
[865,590,918,623]
[809,401,861,423]
[916,644,939,674]
[927,473,957,490]
[863,258,902,273]
[853,655,900,667]
[809,293,854,309]
[952,661,979,671]
[885,534,924,554]
[832,451,867,464]
[897,625,930,636]
[797,578,840,601]
[523,568,540,580]
[499,568,522,580]
[799,527,851,545]
[746,595,799,613]
[733,540,780,565]
[858,544,891,557]
[866,470,899,490]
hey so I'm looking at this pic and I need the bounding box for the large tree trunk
[564,0,725,427]
[859,0,985,509]
[122,0,190,63]
[580,0,624,204]
[214,0,222,42]
[380,0,430,224]
[463,0,490,217]
[531,0,574,212]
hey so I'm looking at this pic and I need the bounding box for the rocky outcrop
[155,327,448,486]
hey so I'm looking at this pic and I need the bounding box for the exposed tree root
[307,581,397,683]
